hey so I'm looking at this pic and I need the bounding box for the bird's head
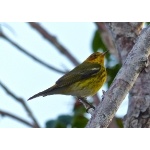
[85,51,108,65]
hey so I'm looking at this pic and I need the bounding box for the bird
[28,51,107,103]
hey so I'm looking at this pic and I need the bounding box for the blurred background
[0,22,129,128]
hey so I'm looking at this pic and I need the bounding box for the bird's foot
[78,97,95,113]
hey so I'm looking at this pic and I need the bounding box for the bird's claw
[78,97,95,112]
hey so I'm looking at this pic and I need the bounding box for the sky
[0,22,128,128]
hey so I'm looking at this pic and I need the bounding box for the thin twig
[78,97,95,115]
[0,81,40,128]
[28,22,79,66]
[0,110,35,128]
[0,32,65,74]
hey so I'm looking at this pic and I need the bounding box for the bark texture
[106,23,144,63]
[124,58,150,127]
[86,24,150,128]
[106,23,150,128]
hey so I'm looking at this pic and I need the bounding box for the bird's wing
[56,62,101,87]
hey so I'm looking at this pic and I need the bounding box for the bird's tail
[28,85,56,100]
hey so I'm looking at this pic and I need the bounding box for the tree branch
[28,22,79,66]
[95,22,118,58]
[0,81,40,128]
[86,25,150,128]
[0,32,65,74]
[104,23,150,127]
[124,60,150,127]
[0,110,35,128]
[106,22,144,63]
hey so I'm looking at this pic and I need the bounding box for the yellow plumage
[28,51,107,100]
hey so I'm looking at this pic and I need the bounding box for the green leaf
[116,117,123,128]
[71,101,89,128]
[106,64,121,87]
[55,121,68,128]
[71,115,88,128]
[46,120,57,128]
[146,22,150,26]
[73,104,85,115]
[92,30,107,52]
[57,115,72,125]
[46,115,72,128]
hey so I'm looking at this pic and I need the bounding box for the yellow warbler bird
[28,51,107,101]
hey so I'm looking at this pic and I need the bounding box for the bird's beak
[102,50,108,55]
